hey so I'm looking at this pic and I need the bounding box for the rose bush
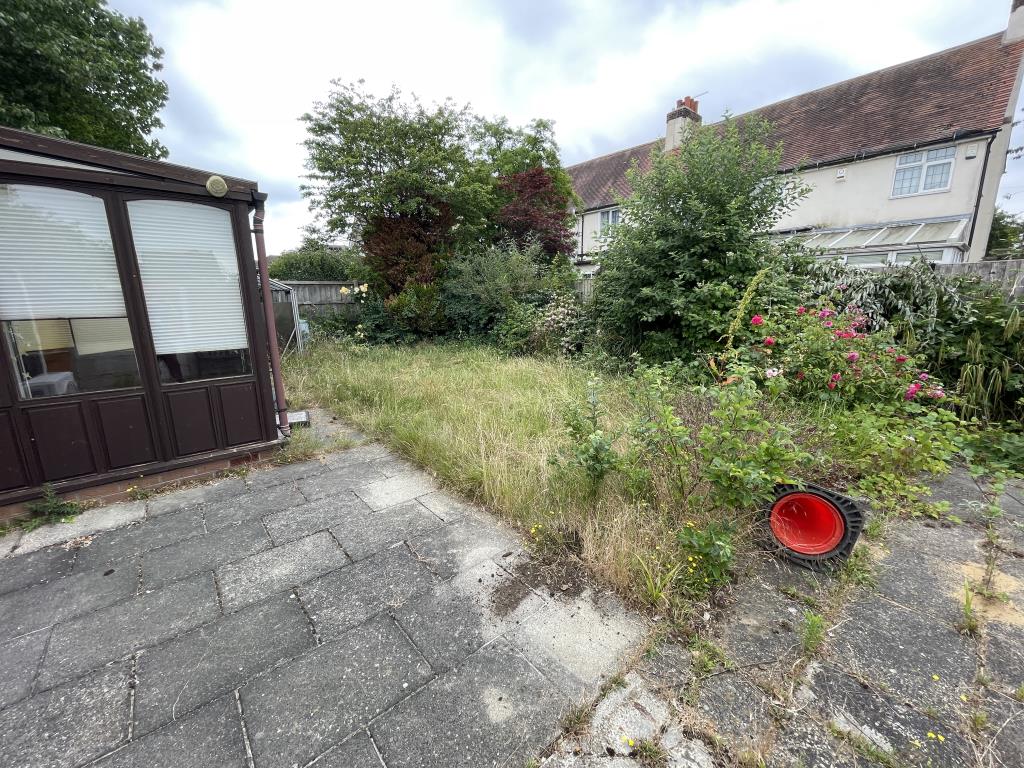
[739,305,947,407]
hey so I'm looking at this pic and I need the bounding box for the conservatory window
[891,146,955,197]
[128,200,250,383]
[0,184,141,399]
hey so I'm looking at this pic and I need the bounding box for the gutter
[251,193,290,437]
[966,133,996,251]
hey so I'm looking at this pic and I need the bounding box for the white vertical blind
[0,184,127,320]
[128,200,249,355]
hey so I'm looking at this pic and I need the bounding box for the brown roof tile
[568,33,1024,211]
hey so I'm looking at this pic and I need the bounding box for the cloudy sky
[111,0,1024,254]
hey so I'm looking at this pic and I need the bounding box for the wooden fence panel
[936,259,1024,298]
[284,280,363,318]
[575,278,595,302]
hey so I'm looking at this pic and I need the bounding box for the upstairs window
[891,146,955,197]
[599,207,620,236]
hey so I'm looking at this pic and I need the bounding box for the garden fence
[936,259,1024,298]
[285,280,363,319]
[575,277,596,302]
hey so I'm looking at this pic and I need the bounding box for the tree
[301,81,573,296]
[593,114,807,360]
[0,0,169,158]
[985,207,1024,260]
[497,167,576,258]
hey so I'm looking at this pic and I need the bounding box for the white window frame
[890,145,956,198]
[599,207,620,237]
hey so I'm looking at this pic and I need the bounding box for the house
[0,127,288,510]
[567,4,1024,272]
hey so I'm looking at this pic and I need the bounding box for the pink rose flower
[846,352,860,363]
[827,380,837,390]
[918,373,929,381]
[830,372,842,382]
[895,355,908,364]
[823,320,834,328]
[796,306,807,315]
[763,336,775,346]
[751,314,764,326]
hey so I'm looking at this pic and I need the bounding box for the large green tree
[301,81,573,295]
[593,115,807,360]
[0,0,169,158]
[985,207,1024,260]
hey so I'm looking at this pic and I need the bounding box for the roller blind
[0,184,127,320]
[128,200,249,355]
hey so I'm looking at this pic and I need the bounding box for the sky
[110,0,1024,254]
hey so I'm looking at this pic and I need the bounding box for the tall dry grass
[284,341,680,601]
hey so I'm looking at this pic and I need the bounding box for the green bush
[269,245,366,282]
[592,114,807,360]
[441,241,546,336]
[737,305,947,406]
[807,259,1022,421]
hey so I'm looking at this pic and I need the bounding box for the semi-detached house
[567,3,1024,274]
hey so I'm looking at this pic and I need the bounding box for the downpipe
[252,196,291,438]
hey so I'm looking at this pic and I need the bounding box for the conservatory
[0,127,286,506]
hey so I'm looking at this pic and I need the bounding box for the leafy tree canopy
[593,114,808,360]
[300,81,574,294]
[268,241,365,282]
[0,0,169,158]
[986,207,1024,261]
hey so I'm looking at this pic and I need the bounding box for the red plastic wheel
[770,492,846,556]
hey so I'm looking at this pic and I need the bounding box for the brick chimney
[665,96,702,151]
[1005,0,1024,43]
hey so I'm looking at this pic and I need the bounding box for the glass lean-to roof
[775,216,967,253]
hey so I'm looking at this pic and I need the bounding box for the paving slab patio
[0,437,645,768]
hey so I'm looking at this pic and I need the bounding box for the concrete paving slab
[887,520,983,564]
[263,492,371,545]
[416,489,478,523]
[216,531,350,612]
[407,516,523,581]
[134,595,313,734]
[0,627,50,708]
[299,461,389,501]
[354,471,436,511]
[141,519,271,588]
[508,592,644,699]
[982,692,1024,768]
[371,637,565,768]
[0,664,129,768]
[807,662,974,767]
[245,458,330,490]
[146,477,247,517]
[394,558,548,671]
[695,672,774,754]
[329,499,446,561]
[584,671,670,756]
[74,507,205,572]
[829,596,975,720]
[986,622,1024,688]
[203,482,307,531]
[0,543,74,595]
[93,695,247,768]
[873,542,966,624]
[324,443,390,469]
[298,546,437,640]
[312,731,385,768]
[766,718,860,768]
[0,526,23,557]
[716,574,803,670]
[16,501,147,554]
[0,560,137,642]
[37,573,220,690]
[241,615,432,768]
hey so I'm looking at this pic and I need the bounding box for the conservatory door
[0,184,161,487]
[127,198,267,457]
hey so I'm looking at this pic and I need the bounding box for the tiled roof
[568,33,1024,211]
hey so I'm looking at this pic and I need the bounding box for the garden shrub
[807,258,1023,421]
[494,302,541,354]
[268,244,365,282]
[441,241,549,337]
[736,305,947,406]
[592,114,808,360]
